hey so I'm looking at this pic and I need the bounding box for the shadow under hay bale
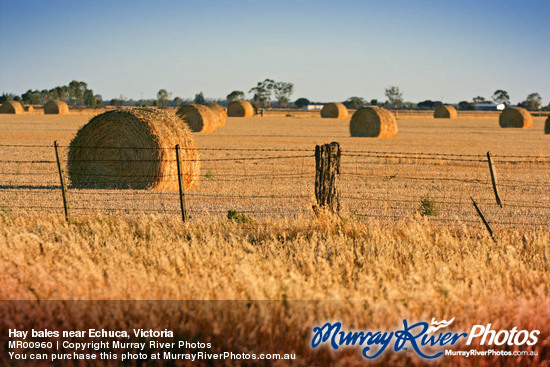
[227,100,254,117]
[68,108,200,190]
[499,107,532,128]
[350,106,398,138]
[44,100,69,115]
[176,104,217,133]
[0,101,23,114]
[321,102,348,119]
[545,117,550,134]
[205,102,226,127]
[434,105,457,119]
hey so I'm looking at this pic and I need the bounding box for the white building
[305,104,324,110]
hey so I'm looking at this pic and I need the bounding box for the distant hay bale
[25,105,34,112]
[44,100,69,115]
[349,106,398,138]
[545,117,550,134]
[434,105,457,119]
[321,103,348,119]
[0,101,24,114]
[227,100,254,117]
[205,102,226,127]
[176,104,217,133]
[499,107,532,128]
[68,108,200,190]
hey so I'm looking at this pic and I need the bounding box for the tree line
[0,81,102,107]
[1,80,547,111]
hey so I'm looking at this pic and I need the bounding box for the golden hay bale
[227,100,254,117]
[25,105,34,112]
[44,100,69,115]
[321,103,348,119]
[434,105,457,119]
[68,108,200,190]
[205,102,226,127]
[0,101,24,114]
[545,117,550,134]
[349,106,398,138]
[176,104,217,133]
[499,107,532,128]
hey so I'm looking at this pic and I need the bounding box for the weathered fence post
[486,151,502,207]
[53,141,69,222]
[175,144,187,222]
[314,142,341,213]
[471,197,496,242]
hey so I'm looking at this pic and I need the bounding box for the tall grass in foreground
[0,214,548,365]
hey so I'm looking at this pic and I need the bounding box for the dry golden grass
[0,214,548,365]
[0,112,549,364]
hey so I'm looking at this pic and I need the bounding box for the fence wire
[0,144,548,229]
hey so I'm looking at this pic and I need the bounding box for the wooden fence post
[175,144,187,222]
[486,151,502,207]
[53,141,69,222]
[471,197,496,242]
[314,142,341,213]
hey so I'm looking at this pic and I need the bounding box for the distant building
[475,103,505,111]
[305,104,324,110]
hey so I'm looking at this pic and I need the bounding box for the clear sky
[1,0,549,104]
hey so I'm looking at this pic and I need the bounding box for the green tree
[226,90,245,103]
[472,96,490,104]
[69,80,82,105]
[172,96,183,106]
[22,90,41,105]
[384,86,403,107]
[343,97,365,109]
[194,92,205,105]
[521,93,542,110]
[370,99,378,106]
[274,82,294,107]
[249,79,275,108]
[294,98,310,108]
[492,90,510,105]
[157,89,171,108]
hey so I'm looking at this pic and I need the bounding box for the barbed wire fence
[0,142,549,231]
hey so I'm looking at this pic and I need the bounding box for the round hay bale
[349,106,398,138]
[545,116,550,134]
[44,100,69,115]
[0,101,24,114]
[176,104,217,133]
[321,103,348,119]
[499,107,532,128]
[25,105,34,112]
[68,108,200,190]
[205,102,226,127]
[434,105,457,119]
[227,100,254,117]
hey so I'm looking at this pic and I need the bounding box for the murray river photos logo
[311,318,540,360]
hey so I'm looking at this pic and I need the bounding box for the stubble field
[0,111,549,365]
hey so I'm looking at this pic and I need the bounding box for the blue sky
[1,0,549,104]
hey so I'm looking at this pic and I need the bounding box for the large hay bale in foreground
[350,106,398,138]
[176,104,217,133]
[434,105,457,119]
[205,102,226,127]
[44,100,69,115]
[321,103,348,119]
[227,100,254,117]
[0,101,23,114]
[499,107,532,128]
[545,117,550,134]
[68,108,200,190]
